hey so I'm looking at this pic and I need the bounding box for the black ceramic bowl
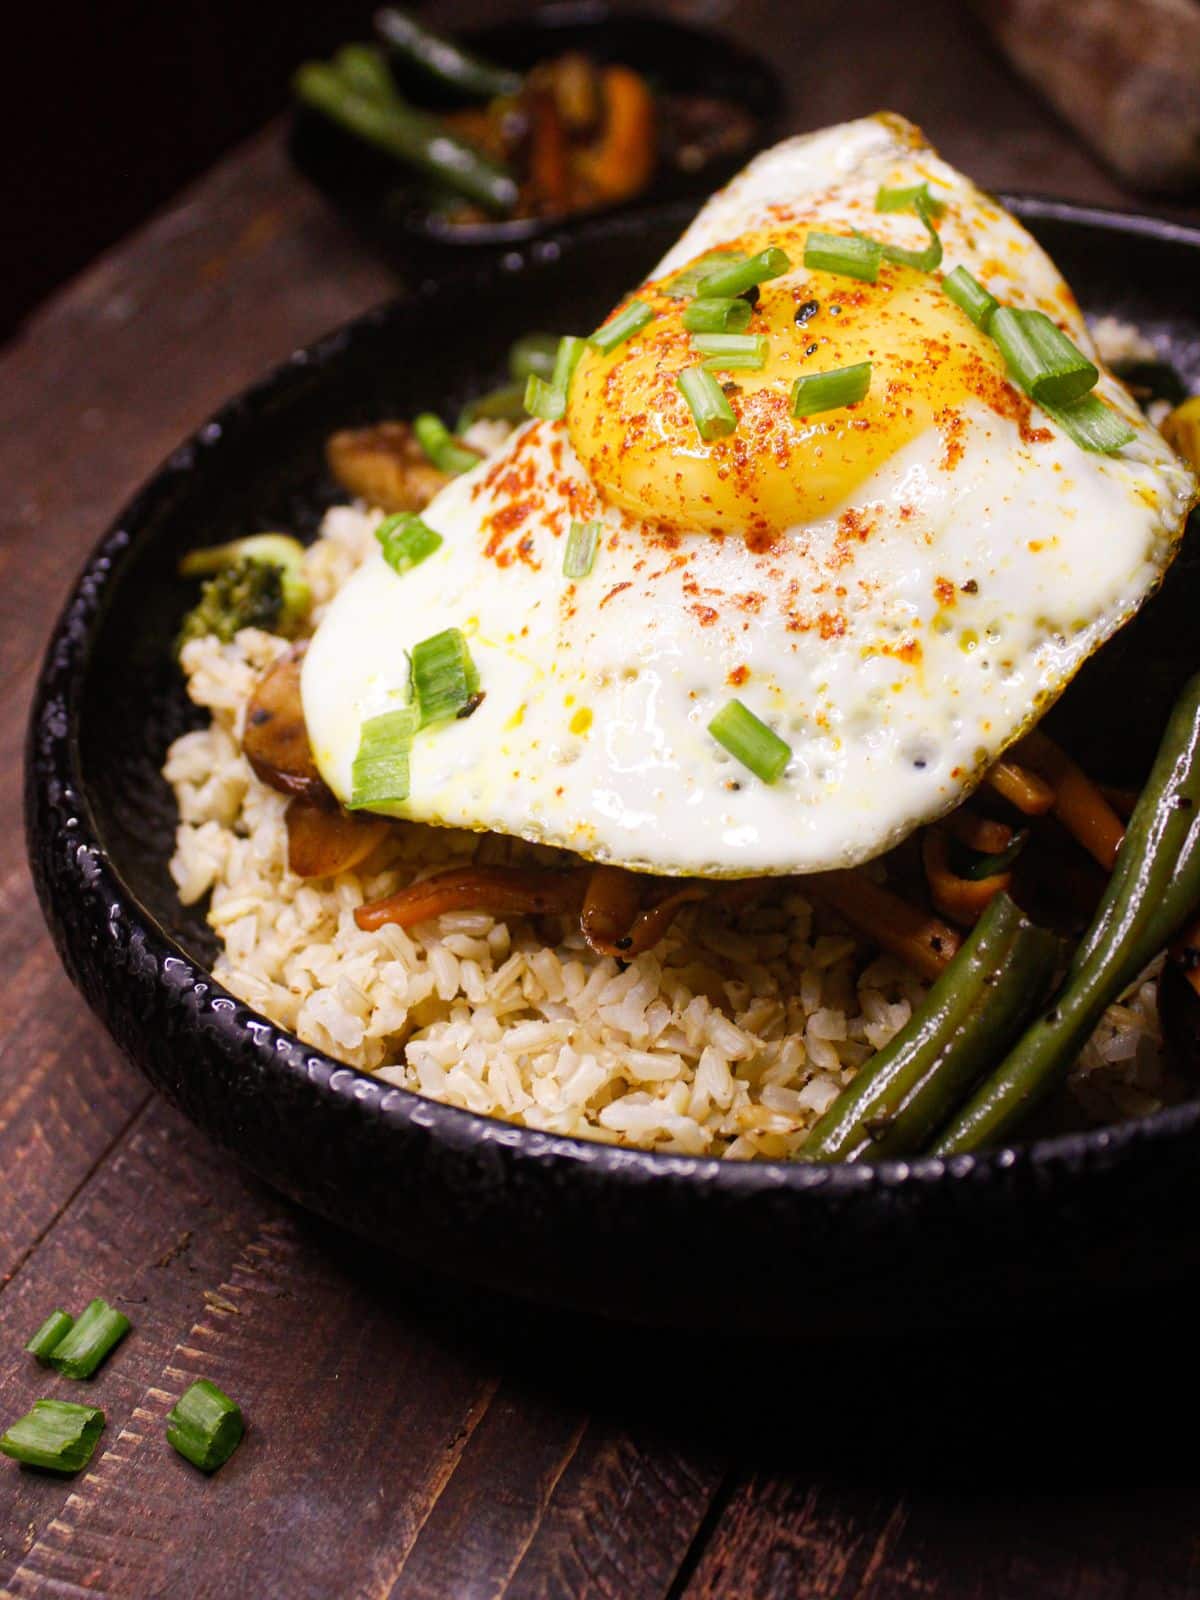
[26,198,1200,1335]
[288,3,783,264]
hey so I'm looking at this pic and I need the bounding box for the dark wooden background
[4,3,1200,1594]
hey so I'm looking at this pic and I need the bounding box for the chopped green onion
[457,382,528,431]
[791,362,872,417]
[376,512,443,575]
[677,367,737,441]
[876,191,943,271]
[26,1311,74,1364]
[949,828,1030,881]
[411,628,481,727]
[165,1380,244,1474]
[990,307,1099,407]
[804,231,881,283]
[47,1299,130,1380]
[589,299,656,355]
[0,1400,104,1475]
[708,700,791,784]
[693,332,768,371]
[508,332,560,383]
[664,250,747,298]
[523,334,585,421]
[875,182,946,217]
[697,247,791,300]
[943,266,998,330]
[349,707,418,809]
[413,413,481,476]
[681,296,754,334]
[563,520,601,579]
[1042,394,1136,454]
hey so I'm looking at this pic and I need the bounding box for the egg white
[303,115,1196,877]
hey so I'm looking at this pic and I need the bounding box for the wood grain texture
[4,2,1200,1594]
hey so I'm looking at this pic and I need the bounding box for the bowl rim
[26,191,1200,1201]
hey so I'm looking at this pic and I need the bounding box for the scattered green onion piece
[697,247,791,300]
[693,332,768,372]
[563,520,601,580]
[949,828,1030,882]
[681,296,754,334]
[457,382,528,431]
[664,250,747,298]
[47,1299,130,1381]
[677,367,737,441]
[943,266,998,330]
[791,361,872,417]
[165,1380,244,1474]
[507,332,561,383]
[376,512,443,575]
[990,307,1099,407]
[412,413,481,476]
[411,628,481,727]
[349,707,418,809]
[26,1311,74,1364]
[708,700,791,784]
[0,1400,105,1475]
[804,231,881,283]
[523,334,585,421]
[589,299,656,355]
[877,191,943,271]
[875,181,946,217]
[1042,394,1137,454]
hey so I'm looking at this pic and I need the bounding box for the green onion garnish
[165,1380,244,1474]
[664,250,747,298]
[693,332,768,372]
[589,299,656,355]
[696,247,791,300]
[413,413,481,476]
[681,296,754,334]
[990,307,1099,408]
[47,1299,130,1380]
[457,382,528,431]
[1042,394,1137,454]
[523,334,586,421]
[411,628,481,727]
[949,828,1030,882]
[791,361,872,417]
[376,512,443,575]
[508,331,560,383]
[26,1310,74,1364]
[677,367,737,441]
[708,700,791,784]
[804,231,882,283]
[876,191,943,271]
[875,182,946,217]
[563,520,601,579]
[349,707,418,809]
[0,1400,105,1475]
[942,266,998,330]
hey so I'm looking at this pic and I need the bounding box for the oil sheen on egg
[303,113,1197,877]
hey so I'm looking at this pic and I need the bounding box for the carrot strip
[1016,730,1126,871]
[947,811,1013,854]
[355,865,587,932]
[985,759,1055,815]
[921,828,1012,927]
[806,871,960,982]
[574,66,656,203]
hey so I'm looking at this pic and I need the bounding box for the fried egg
[303,114,1197,877]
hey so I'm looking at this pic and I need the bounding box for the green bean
[332,43,395,102]
[508,333,562,384]
[375,7,523,100]
[293,62,518,214]
[933,671,1200,1154]
[800,894,1059,1162]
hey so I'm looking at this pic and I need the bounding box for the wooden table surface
[4,4,1200,1595]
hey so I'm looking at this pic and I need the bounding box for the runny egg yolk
[567,223,1018,541]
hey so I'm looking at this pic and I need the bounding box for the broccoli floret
[176,559,288,654]
[175,533,311,656]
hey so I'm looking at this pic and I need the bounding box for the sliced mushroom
[326,422,450,513]
[286,798,391,880]
[242,648,332,805]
